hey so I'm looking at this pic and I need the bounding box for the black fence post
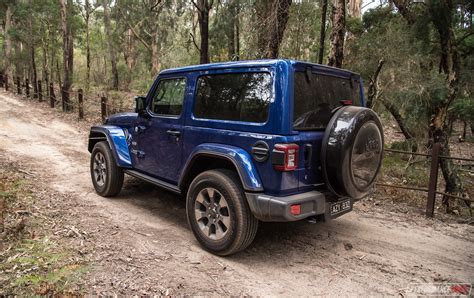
[16,77,21,94]
[78,89,84,119]
[25,78,30,98]
[38,80,43,102]
[101,95,108,123]
[426,142,441,217]
[0,74,4,88]
[49,83,55,108]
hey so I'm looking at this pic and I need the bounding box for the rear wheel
[90,141,124,197]
[186,169,258,256]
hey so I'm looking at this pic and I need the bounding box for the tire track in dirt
[0,91,472,295]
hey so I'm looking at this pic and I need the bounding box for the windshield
[293,71,361,130]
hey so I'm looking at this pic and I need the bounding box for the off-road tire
[90,141,124,197]
[186,169,259,256]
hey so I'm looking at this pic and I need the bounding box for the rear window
[194,72,272,123]
[293,72,361,130]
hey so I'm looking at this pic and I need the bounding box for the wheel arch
[179,144,263,193]
[88,125,132,168]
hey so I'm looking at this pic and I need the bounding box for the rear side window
[293,72,361,130]
[194,72,272,123]
[150,78,186,116]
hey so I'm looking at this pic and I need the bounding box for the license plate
[330,199,351,216]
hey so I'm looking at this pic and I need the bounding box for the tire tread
[187,169,258,256]
[91,141,124,197]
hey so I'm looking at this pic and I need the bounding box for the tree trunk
[123,28,136,91]
[4,6,13,90]
[43,50,49,96]
[196,0,210,64]
[234,0,240,60]
[119,4,160,77]
[31,45,38,98]
[327,0,345,68]
[14,42,25,81]
[381,99,415,141]
[225,0,240,61]
[27,0,38,98]
[256,0,292,59]
[347,0,361,18]
[226,0,236,61]
[366,59,384,108]
[318,0,328,64]
[60,0,74,112]
[103,0,119,90]
[56,60,62,88]
[428,0,464,211]
[151,31,160,75]
[85,0,91,94]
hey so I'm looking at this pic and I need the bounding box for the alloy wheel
[194,187,231,240]
[93,151,107,186]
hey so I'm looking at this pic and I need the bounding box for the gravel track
[0,91,472,295]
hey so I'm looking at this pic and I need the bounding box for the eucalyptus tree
[60,0,75,111]
[327,0,345,68]
[255,0,293,59]
[103,0,118,90]
[78,0,97,93]
[1,0,13,90]
[192,0,213,64]
[391,0,473,210]
[117,0,174,76]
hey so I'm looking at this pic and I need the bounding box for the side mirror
[134,96,148,117]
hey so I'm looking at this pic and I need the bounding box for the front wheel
[186,169,258,256]
[90,141,124,197]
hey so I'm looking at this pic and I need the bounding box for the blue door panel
[130,74,191,184]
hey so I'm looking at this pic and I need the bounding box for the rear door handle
[166,129,181,137]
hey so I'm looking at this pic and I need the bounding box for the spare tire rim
[194,187,231,240]
[350,121,383,191]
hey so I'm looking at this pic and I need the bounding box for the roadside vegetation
[0,158,87,295]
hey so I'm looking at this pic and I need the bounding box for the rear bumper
[245,191,353,222]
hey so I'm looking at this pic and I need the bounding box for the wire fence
[0,73,472,218]
[0,74,133,123]
[378,142,473,217]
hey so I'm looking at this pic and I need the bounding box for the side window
[150,78,186,116]
[193,72,272,123]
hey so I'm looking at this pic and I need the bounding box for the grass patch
[2,237,88,295]
[381,153,430,188]
[0,168,88,295]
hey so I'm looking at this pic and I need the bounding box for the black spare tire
[321,106,384,200]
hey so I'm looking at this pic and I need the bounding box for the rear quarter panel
[179,61,302,196]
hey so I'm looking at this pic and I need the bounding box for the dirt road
[0,91,472,295]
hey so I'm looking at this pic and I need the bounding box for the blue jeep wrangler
[88,59,384,256]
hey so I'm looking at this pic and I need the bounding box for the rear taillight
[272,143,299,171]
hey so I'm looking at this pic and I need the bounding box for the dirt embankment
[0,91,473,295]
